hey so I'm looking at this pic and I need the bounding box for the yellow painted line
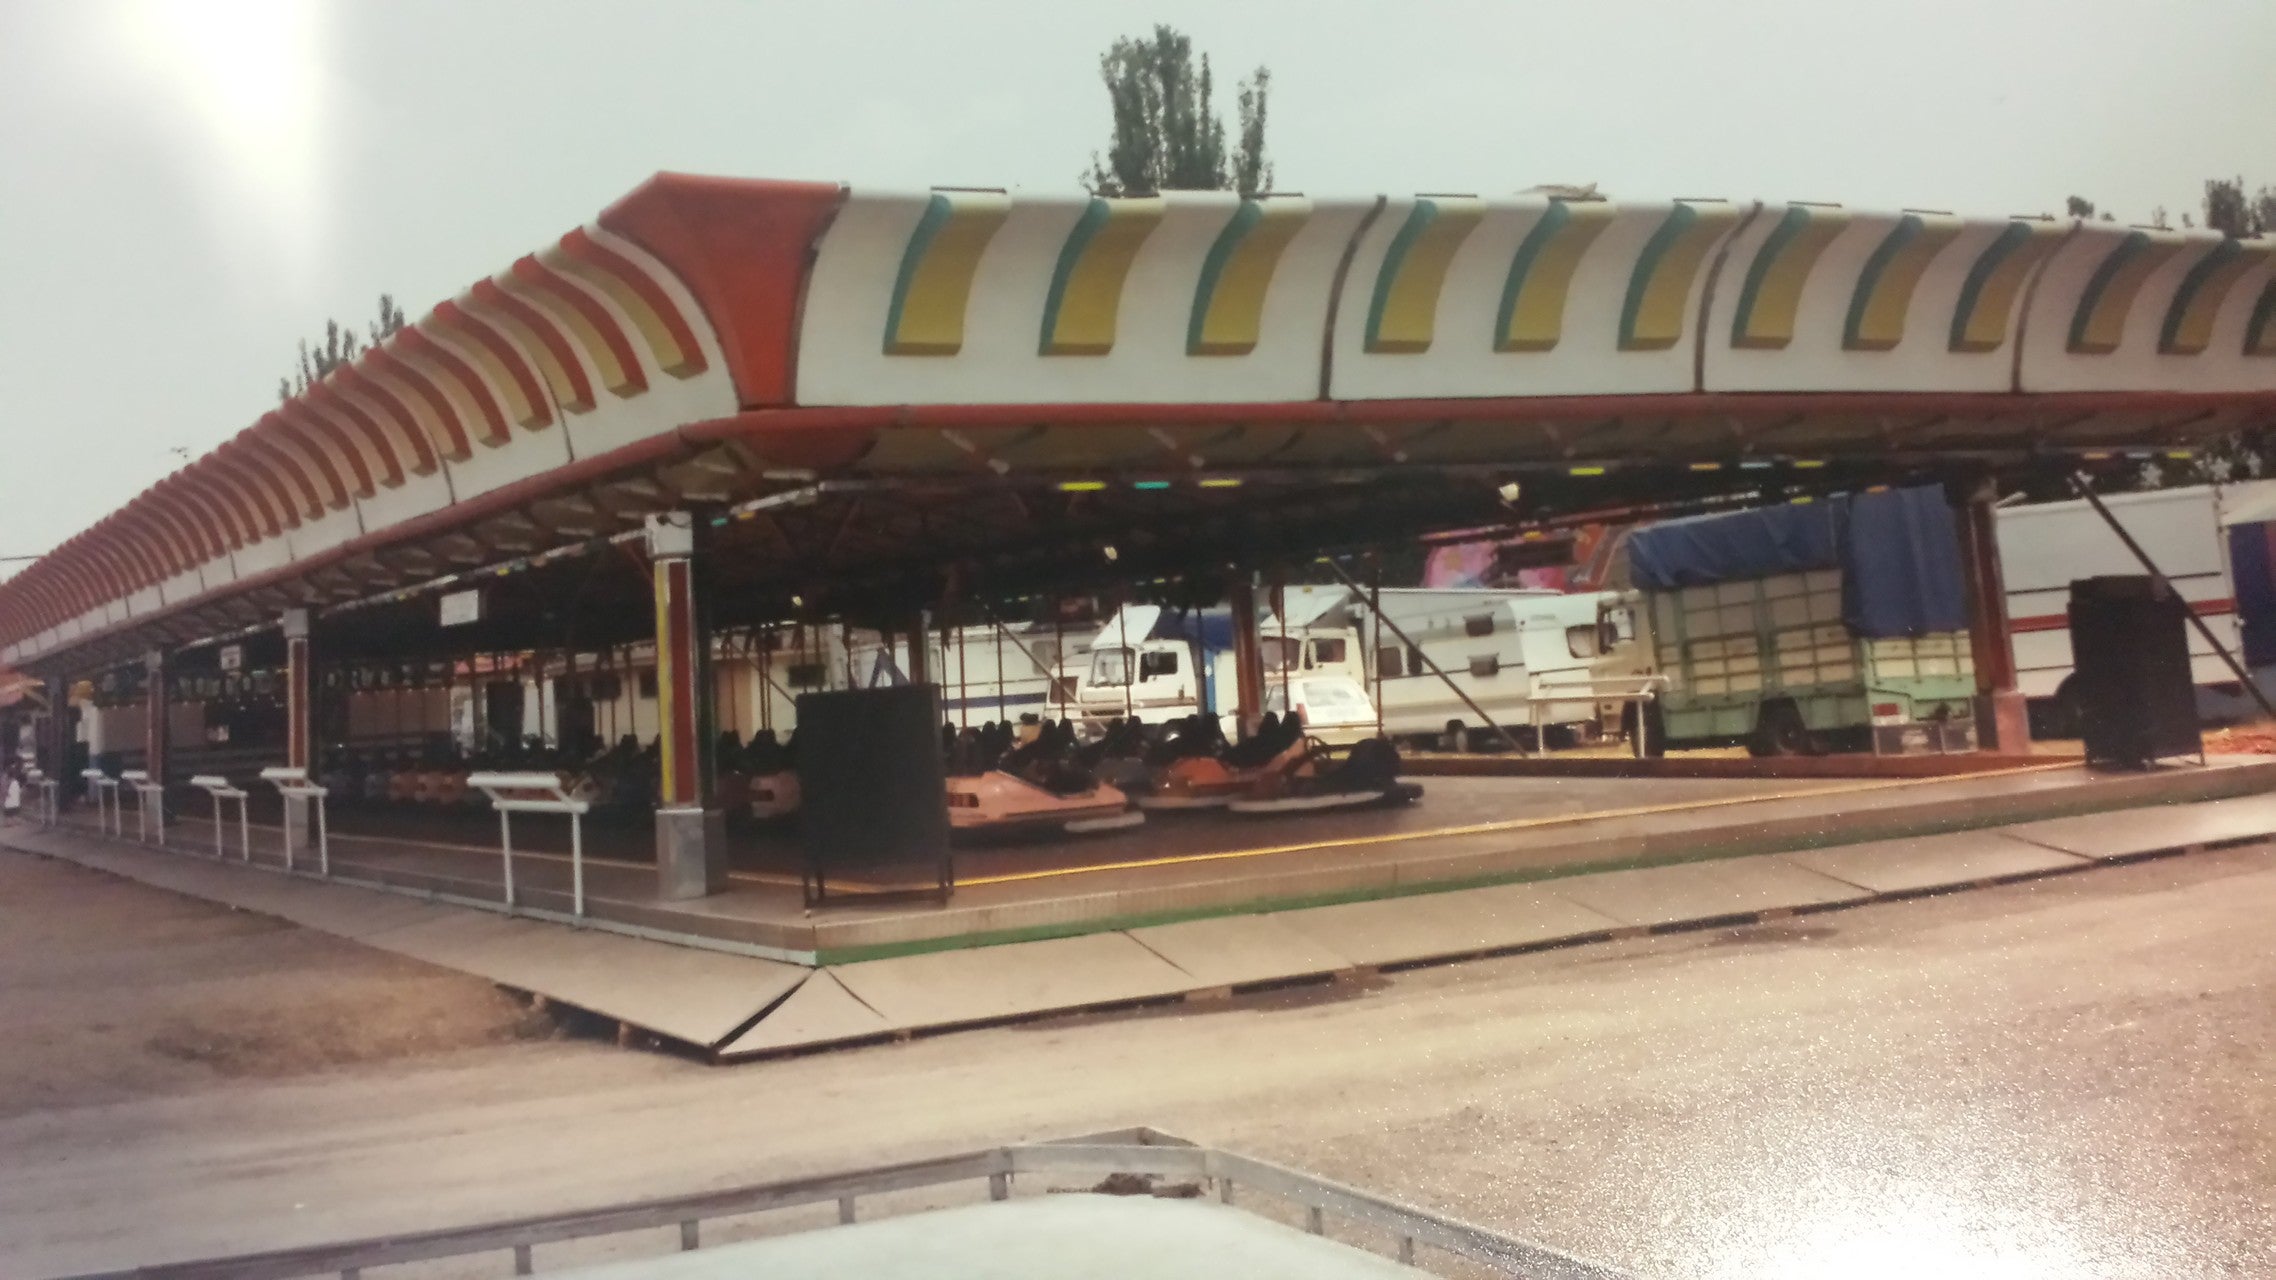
[166,760,2076,897]
[953,763,2075,889]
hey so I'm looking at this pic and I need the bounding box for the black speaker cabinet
[796,685,952,903]
[2067,576,2202,768]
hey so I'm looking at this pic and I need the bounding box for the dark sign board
[795,685,952,904]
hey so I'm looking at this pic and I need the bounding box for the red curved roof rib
[277,399,383,496]
[243,431,330,520]
[595,173,843,407]
[397,328,511,448]
[141,490,214,569]
[554,228,709,378]
[364,348,474,461]
[470,277,596,413]
[206,447,290,539]
[173,465,253,551]
[309,378,433,478]
[509,256,647,397]
[109,509,176,586]
[257,411,352,510]
[432,299,553,430]
[334,364,444,474]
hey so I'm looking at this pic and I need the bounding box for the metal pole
[2073,474,2276,722]
[1369,559,1385,738]
[238,798,249,861]
[282,796,295,873]
[316,794,329,878]
[571,812,585,918]
[957,622,970,729]
[1320,557,1527,753]
[500,811,515,908]
[213,794,224,858]
[1116,603,1132,721]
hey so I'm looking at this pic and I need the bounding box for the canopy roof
[8,175,2276,674]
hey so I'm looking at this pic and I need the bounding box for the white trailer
[1356,588,1652,747]
[845,620,1099,725]
[1995,482,2276,726]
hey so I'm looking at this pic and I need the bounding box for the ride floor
[108,759,2275,963]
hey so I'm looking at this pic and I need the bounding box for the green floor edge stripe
[813,767,2275,965]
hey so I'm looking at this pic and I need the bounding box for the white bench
[189,775,251,861]
[259,767,331,876]
[81,769,120,837]
[118,769,167,846]
[24,768,57,827]
[467,772,593,917]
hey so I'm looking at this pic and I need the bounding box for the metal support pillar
[1953,479,2029,752]
[905,612,931,687]
[648,513,726,900]
[281,608,313,851]
[1228,574,1266,740]
[143,649,168,842]
[42,676,68,806]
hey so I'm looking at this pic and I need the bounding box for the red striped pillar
[647,513,723,899]
[283,609,312,770]
[653,554,704,808]
[1955,482,2029,752]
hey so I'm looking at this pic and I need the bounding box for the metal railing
[50,1129,1634,1280]
[1525,672,1670,755]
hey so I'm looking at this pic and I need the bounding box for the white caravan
[1996,481,2276,726]
[1076,589,1653,749]
[1353,588,1653,747]
[841,620,1100,724]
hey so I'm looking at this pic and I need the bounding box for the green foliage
[278,294,406,402]
[1088,25,1271,197]
[2203,176,2276,239]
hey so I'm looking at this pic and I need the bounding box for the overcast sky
[3,0,2272,570]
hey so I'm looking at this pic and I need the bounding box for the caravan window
[1138,649,1180,680]
[1469,655,1501,677]
[1028,640,1060,676]
[1375,645,1405,679]
[1464,612,1497,637]
[1261,637,1300,670]
[1090,648,1133,687]
[1310,637,1347,666]
[1566,625,1602,659]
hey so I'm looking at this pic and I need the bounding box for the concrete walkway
[10,785,2276,1059]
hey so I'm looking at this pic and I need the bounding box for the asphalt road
[4,843,2273,1278]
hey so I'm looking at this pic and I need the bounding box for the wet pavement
[5,843,2272,1277]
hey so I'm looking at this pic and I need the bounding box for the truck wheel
[1749,700,1815,757]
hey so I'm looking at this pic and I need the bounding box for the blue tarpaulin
[1627,486,1969,638]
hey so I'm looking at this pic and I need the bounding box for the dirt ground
[5,843,2275,1278]
[0,851,553,1116]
